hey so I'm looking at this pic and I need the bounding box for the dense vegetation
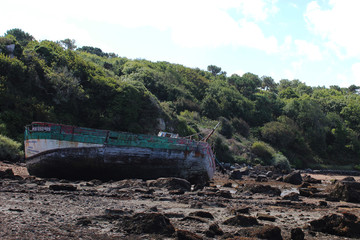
[1,28,360,170]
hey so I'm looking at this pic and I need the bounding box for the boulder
[237,225,283,240]
[0,169,22,180]
[257,213,276,222]
[49,184,77,191]
[283,171,303,185]
[255,175,268,182]
[147,177,191,192]
[291,227,304,240]
[310,213,360,238]
[252,225,282,240]
[245,184,281,196]
[342,176,356,182]
[329,181,360,203]
[230,206,251,215]
[176,229,203,240]
[189,211,214,219]
[282,192,300,201]
[303,175,321,184]
[222,182,232,188]
[121,212,175,236]
[208,223,224,236]
[223,214,260,227]
[217,190,232,199]
[298,187,320,198]
[230,170,243,180]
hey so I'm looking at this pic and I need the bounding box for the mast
[202,122,220,142]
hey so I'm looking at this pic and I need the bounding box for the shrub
[219,117,233,139]
[0,134,23,161]
[231,117,250,137]
[272,153,291,171]
[251,141,275,165]
[212,136,234,163]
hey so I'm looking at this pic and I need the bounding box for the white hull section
[24,139,103,158]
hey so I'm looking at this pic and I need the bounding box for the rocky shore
[1,161,360,239]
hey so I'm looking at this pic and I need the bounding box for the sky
[2,0,360,87]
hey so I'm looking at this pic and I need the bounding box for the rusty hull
[26,146,211,182]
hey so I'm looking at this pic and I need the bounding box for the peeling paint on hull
[24,122,216,182]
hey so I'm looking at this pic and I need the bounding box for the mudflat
[1,161,360,239]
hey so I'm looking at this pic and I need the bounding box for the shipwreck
[24,122,216,182]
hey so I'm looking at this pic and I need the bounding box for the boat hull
[26,145,213,182]
[24,122,216,182]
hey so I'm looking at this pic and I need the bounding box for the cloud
[352,62,360,85]
[305,0,360,58]
[294,40,323,61]
[279,36,322,61]
[282,60,303,80]
[2,0,280,52]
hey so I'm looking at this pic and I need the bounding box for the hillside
[1,28,360,170]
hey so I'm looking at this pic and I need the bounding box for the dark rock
[89,179,102,186]
[246,184,281,196]
[222,182,232,187]
[256,175,268,182]
[303,175,321,184]
[230,170,243,180]
[149,206,158,212]
[218,190,232,198]
[343,212,358,221]
[176,229,203,240]
[121,212,175,236]
[208,223,224,236]
[299,182,311,188]
[282,192,300,201]
[189,211,214,219]
[231,206,251,215]
[76,217,92,226]
[299,187,320,197]
[147,177,191,192]
[291,227,304,240]
[223,214,260,227]
[342,176,356,182]
[8,208,24,212]
[319,201,328,207]
[164,212,185,218]
[284,171,303,185]
[49,184,77,191]
[310,213,360,238]
[257,213,276,222]
[0,169,22,180]
[252,225,282,240]
[329,181,360,203]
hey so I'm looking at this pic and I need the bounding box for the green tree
[229,72,261,98]
[5,28,34,46]
[60,38,77,50]
[261,76,277,92]
[207,65,221,76]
